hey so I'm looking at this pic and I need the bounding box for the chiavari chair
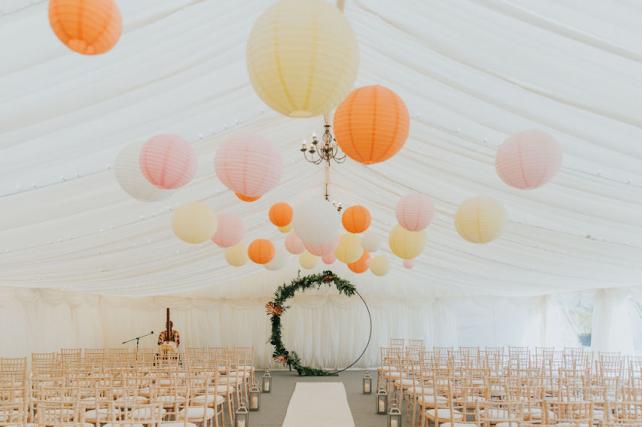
[390,338,405,349]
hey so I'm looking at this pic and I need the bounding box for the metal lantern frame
[249,383,261,411]
[362,372,372,394]
[235,402,250,427]
[376,387,388,415]
[262,369,272,393]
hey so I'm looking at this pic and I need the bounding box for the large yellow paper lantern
[369,254,389,277]
[171,202,217,244]
[334,234,363,264]
[455,196,507,243]
[225,243,248,267]
[246,0,359,117]
[299,251,319,270]
[388,225,426,260]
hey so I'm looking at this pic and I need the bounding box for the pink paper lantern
[403,259,414,269]
[214,134,283,199]
[396,192,434,231]
[211,212,244,248]
[496,129,562,189]
[139,134,197,189]
[285,233,305,255]
[304,238,338,257]
[322,253,336,265]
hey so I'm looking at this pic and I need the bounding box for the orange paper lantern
[342,205,371,233]
[348,250,370,274]
[248,239,275,265]
[236,193,261,202]
[49,0,122,55]
[269,202,293,227]
[333,85,409,165]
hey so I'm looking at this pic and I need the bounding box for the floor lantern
[376,388,388,414]
[362,372,372,394]
[249,384,261,411]
[262,370,272,393]
[387,402,402,427]
[235,402,250,427]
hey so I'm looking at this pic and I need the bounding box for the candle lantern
[249,384,261,411]
[262,370,272,393]
[376,388,388,415]
[362,372,372,394]
[235,402,250,427]
[388,401,402,427]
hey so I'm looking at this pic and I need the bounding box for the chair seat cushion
[496,423,520,427]
[160,423,198,427]
[103,424,143,427]
[179,407,215,419]
[441,423,478,427]
[425,408,463,420]
[85,407,121,420]
[419,395,448,404]
[191,394,225,405]
[130,406,167,419]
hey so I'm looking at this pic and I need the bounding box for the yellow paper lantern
[225,243,248,267]
[246,0,359,117]
[455,196,507,243]
[334,233,363,264]
[299,251,318,270]
[369,254,389,277]
[171,202,217,244]
[278,224,293,233]
[388,225,426,260]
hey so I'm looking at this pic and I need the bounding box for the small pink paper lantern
[403,259,414,269]
[304,238,338,257]
[211,212,244,248]
[322,253,336,265]
[396,192,434,231]
[214,134,283,199]
[285,233,305,255]
[139,134,197,189]
[496,129,562,189]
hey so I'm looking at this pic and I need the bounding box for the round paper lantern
[292,200,340,246]
[304,238,338,257]
[211,212,244,248]
[266,247,289,271]
[455,197,507,243]
[403,259,414,269]
[496,130,562,189]
[215,135,282,200]
[171,202,217,244]
[322,253,336,265]
[248,239,275,265]
[247,0,358,118]
[334,85,409,164]
[334,234,363,264]
[388,225,426,260]
[140,135,197,190]
[49,0,121,55]
[236,193,261,202]
[114,142,171,202]
[285,233,305,255]
[269,202,293,227]
[361,232,381,253]
[369,254,389,277]
[225,243,248,267]
[299,251,318,270]
[348,251,369,274]
[278,224,293,233]
[342,205,371,233]
[396,193,434,231]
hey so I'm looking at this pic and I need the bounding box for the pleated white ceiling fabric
[0,0,641,298]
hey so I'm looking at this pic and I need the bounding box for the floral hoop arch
[266,270,373,376]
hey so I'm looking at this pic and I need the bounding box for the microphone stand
[122,331,154,361]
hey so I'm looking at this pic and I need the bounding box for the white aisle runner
[282,382,356,427]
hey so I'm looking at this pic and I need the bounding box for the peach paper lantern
[171,202,217,244]
[322,253,336,265]
[140,135,197,190]
[348,251,370,274]
[334,234,363,264]
[304,238,338,257]
[211,212,244,248]
[248,239,275,265]
[455,196,506,244]
[496,130,562,189]
[225,243,248,267]
[396,192,434,231]
[342,205,371,233]
[334,85,409,164]
[235,193,261,202]
[269,203,293,227]
[215,135,282,201]
[388,225,426,260]
[49,0,121,55]
[403,259,414,269]
[299,251,318,270]
[285,233,305,255]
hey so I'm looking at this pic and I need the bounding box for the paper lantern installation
[211,212,244,248]
[334,85,409,164]
[361,232,381,253]
[247,0,358,117]
[496,130,562,189]
[299,251,319,270]
[403,259,414,269]
[269,203,293,227]
[172,202,217,244]
[114,142,171,202]
[292,200,340,246]
[348,251,370,274]
[455,196,507,244]
[304,238,338,257]
[388,225,426,260]
[266,247,289,271]
[49,0,122,55]
[285,233,305,255]
[322,253,336,265]
[396,193,434,231]
[342,205,371,233]
[334,233,364,264]
[225,243,248,267]
[139,135,197,190]
[278,224,293,233]
[248,239,276,265]
[369,254,389,277]
[215,135,282,201]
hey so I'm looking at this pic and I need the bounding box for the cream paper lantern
[171,202,217,244]
[369,254,389,277]
[114,142,171,202]
[361,231,381,253]
[265,246,289,271]
[388,225,426,260]
[455,196,507,243]
[299,251,318,270]
[246,0,359,118]
[225,243,248,267]
[334,233,363,264]
[292,200,340,246]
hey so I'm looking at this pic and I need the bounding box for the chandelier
[300,123,346,166]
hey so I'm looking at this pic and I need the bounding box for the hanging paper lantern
[299,251,318,270]
[269,202,293,227]
[334,85,409,164]
[496,130,562,189]
[369,254,389,277]
[225,243,248,267]
[266,247,289,271]
[361,232,381,253]
[236,193,261,202]
[322,253,336,265]
[334,233,363,264]
[248,239,275,265]
[292,200,340,246]
[246,0,358,118]
[342,205,371,233]
[49,0,122,55]
[348,251,370,274]
[172,202,217,244]
[396,193,434,231]
[455,196,507,244]
[304,238,338,257]
[285,233,305,255]
[215,135,282,201]
[211,212,244,248]
[389,225,426,260]
[403,259,414,269]
[114,142,171,202]
[278,224,293,233]
[139,134,197,190]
